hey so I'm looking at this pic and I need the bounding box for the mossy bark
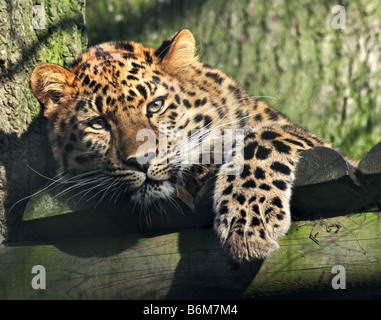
[0,0,87,242]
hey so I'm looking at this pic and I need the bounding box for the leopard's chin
[129,179,175,206]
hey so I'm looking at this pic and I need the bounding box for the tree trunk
[0,0,87,242]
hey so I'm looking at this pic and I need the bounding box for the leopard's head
[31,30,238,207]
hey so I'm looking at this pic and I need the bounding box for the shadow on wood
[292,147,361,219]
[1,212,381,299]
[292,143,381,219]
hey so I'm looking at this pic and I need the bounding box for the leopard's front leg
[213,126,314,261]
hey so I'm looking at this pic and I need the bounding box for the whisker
[9,165,71,213]
[95,177,123,206]
[166,193,184,216]
[112,184,127,204]
[109,179,126,204]
[84,177,116,202]
[65,176,111,204]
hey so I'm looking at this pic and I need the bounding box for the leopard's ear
[30,63,76,117]
[155,29,197,77]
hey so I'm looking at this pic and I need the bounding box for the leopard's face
[31,30,227,206]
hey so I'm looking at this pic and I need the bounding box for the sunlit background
[86,0,381,160]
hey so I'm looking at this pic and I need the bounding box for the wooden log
[21,184,213,240]
[21,147,381,240]
[357,141,381,175]
[1,212,381,299]
[292,147,362,219]
[356,142,381,212]
[292,145,381,219]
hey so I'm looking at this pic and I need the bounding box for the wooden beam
[1,212,381,299]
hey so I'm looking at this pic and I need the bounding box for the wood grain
[1,212,381,299]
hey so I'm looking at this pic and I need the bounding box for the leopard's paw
[217,221,279,262]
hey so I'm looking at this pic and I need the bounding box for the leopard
[30,29,333,262]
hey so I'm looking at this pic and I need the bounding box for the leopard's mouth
[129,178,175,206]
[105,160,179,206]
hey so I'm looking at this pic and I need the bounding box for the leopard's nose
[124,152,155,173]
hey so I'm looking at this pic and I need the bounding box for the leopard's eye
[147,99,164,114]
[87,117,107,130]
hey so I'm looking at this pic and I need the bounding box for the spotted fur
[31,30,331,262]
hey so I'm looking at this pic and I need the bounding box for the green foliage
[86,0,381,159]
